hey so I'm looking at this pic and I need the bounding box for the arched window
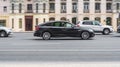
[106,17,112,25]
[49,17,55,21]
[72,17,77,24]
[61,17,66,21]
[95,17,101,22]
[83,17,89,20]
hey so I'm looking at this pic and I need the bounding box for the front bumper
[90,32,95,37]
[34,31,42,37]
[7,29,13,36]
[110,28,114,33]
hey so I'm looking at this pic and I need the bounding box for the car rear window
[82,21,93,25]
[41,23,53,26]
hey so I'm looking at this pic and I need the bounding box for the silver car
[0,25,12,37]
[76,20,114,35]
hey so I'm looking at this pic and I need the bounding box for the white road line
[0,49,120,52]
[0,62,120,67]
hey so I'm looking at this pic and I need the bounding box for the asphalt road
[0,32,120,62]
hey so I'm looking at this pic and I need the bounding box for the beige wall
[0,0,119,32]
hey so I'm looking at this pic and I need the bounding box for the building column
[55,0,60,21]
[78,0,83,14]
[67,15,72,22]
[101,0,106,14]
[90,0,95,14]
[67,0,72,15]
[112,13,118,31]
[101,15,106,25]
[77,0,83,21]
[55,0,60,14]
[90,15,95,20]
[78,15,83,21]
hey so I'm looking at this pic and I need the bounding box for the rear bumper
[34,31,42,37]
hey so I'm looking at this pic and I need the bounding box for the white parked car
[76,20,114,35]
[0,25,12,37]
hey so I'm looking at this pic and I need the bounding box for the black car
[117,25,120,33]
[34,21,95,40]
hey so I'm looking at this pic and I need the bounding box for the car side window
[64,22,73,28]
[82,21,93,25]
[41,23,53,26]
[94,21,100,25]
[53,22,62,27]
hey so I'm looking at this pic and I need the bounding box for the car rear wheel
[81,31,90,40]
[0,31,7,37]
[103,29,110,35]
[42,32,51,40]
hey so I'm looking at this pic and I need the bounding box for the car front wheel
[81,31,90,40]
[0,31,7,37]
[42,32,51,40]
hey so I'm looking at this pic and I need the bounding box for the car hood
[102,25,113,28]
[0,27,11,30]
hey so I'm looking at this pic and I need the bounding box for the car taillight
[76,24,80,27]
[35,26,40,30]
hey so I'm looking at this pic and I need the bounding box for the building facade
[0,0,120,32]
[0,0,10,27]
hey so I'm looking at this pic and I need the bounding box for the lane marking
[0,62,120,67]
[0,49,120,52]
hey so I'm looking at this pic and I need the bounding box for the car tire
[0,31,7,37]
[103,29,110,35]
[42,32,51,40]
[81,31,90,40]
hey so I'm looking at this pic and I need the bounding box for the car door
[50,21,64,36]
[81,21,94,29]
[63,22,79,36]
[92,21,103,32]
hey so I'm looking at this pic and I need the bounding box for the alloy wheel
[0,31,6,37]
[103,29,110,35]
[42,32,51,40]
[81,32,90,40]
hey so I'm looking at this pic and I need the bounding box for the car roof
[78,20,100,23]
[39,21,70,25]
[79,20,99,22]
[49,21,69,23]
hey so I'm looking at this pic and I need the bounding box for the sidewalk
[0,62,120,67]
